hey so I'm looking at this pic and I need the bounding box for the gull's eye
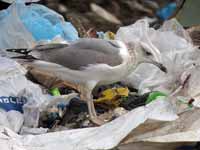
[141,47,152,56]
[142,48,152,56]
[145,51,152,56]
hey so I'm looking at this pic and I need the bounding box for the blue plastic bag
[20,3,79,41]
[0,96,27,113]
[0,0,78,49]
[156,2,177,21]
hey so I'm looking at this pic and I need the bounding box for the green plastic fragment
[146,91,167,104]
[177,97,194,108]
[50,87,61,96]
[188,104,193,108]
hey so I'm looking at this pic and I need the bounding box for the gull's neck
[126,46,140,74]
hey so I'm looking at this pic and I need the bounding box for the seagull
[7,38,167,125]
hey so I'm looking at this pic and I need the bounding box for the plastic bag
[7,110,24,132]
[0,2,35,50]
[156,2,177,21]
[0,109,24,133]
[20,126,48,135]
[20,3,78,41]
[0,0,78,50]
[0,56,77,129]
[117,19,197,95]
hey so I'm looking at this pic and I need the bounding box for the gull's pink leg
[80,82,105,125]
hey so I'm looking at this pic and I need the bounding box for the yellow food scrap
[95,87,129,107]
[105,31,115,40]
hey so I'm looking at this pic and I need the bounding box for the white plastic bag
[0,109,24,133]
[117,19,197,95]
[20,126,48,135]
[0,1,36,49]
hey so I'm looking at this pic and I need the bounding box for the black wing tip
[6,48,30,55]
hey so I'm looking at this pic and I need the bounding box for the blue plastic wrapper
[156,2,177,21]
[0,96,27,113]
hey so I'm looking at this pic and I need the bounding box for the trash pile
[0,0,200,150]
[56,0,184,32]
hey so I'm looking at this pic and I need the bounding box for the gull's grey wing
[70,38,122,55]
[34,43,69,51]
[30,39,124,70]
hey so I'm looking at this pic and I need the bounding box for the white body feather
[29,41,132,87]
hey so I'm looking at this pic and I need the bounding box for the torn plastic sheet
[20,127,48,135]
[0,98,177,150]
[124,108,200,144]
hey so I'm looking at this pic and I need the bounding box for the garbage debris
[20,126,48,135]
[50,88,61,96]
[86,29,115,40]
[113,107,128,118]
[0,18,182,148]
[120,93,149,111]
[95,87,129,107]
[94,87,167,111]
[50,96,108,129]
[0,96,27,113]
[0,109,24,133]
[97,31,115,40]
[90,3,121,25]
[0,97,177,150]
[39,101,67,129]
[156,2,177,21]
[7,37,168,125]
[146,91,167,104]
[0,0,200,148]
[0,0,78,50]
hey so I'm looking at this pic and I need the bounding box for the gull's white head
[126,42,167,73]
